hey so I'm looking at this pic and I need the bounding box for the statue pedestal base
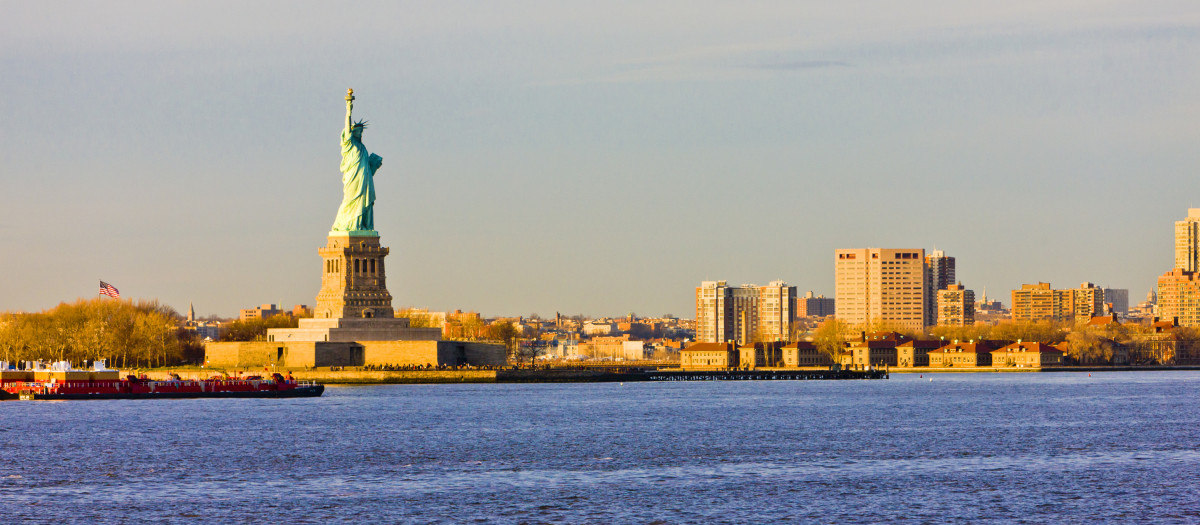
[267,317,441,343]
[314,233,394,320]
[266,233,443,343]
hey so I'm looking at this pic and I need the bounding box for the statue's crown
[352,119,369,129]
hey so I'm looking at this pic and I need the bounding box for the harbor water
[3,371,1199,523]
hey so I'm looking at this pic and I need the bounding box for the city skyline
[2,2,1198,318]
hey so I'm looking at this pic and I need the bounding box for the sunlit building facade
[835,248,926,331]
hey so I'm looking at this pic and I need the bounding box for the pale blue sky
[2,1,1198,318]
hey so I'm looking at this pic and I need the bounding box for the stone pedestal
[269,317,441,343]
[266,232,442,345]
[315,232,394,319]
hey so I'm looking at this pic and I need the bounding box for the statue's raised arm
[345,88,355,133]
[331,88,381,234]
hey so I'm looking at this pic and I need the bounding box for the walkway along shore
[124,367,889,384]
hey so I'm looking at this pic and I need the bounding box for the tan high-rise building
[757,280,797,342]
[937,283,976,326]
[835,248,926,331]
[1156,269,1200,327]
[695,281,758,344]
[1155,210,1200,327]
[1011,283,1055,321]
[1069,282,1105,320]
[1011,282,1104,323]
[1176,209,1200,272]
[695,280,796,343]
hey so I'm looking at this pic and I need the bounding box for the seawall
[121,368,498,384]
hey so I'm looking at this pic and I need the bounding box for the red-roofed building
[781,342,833,367]
[896,339,943,367]
[680,342,737,370]
[990,342,1064,368]
[738,341,786,369]
[929,341,997,367]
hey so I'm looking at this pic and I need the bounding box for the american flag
[99,281,120,298]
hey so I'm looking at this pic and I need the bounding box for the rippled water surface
[3,372,1200,523]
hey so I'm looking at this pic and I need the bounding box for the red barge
[0,361,323,401]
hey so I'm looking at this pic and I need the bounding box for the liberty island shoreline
[114,364,1200,386]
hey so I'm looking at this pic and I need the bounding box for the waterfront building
[679,342,737,369]
[990,342,1064,367]
[1155,269,1200,327]
[848,331,913,368]
[936,283,976,326]
[738,341,786,369]
[924,250,956,326]
[896,339,942,367]
[1176,209,1200,272]
[1010,282,1104,323]
[835,248,926,331]
[850,340,898,368]
[798,291,835,318]
[928,341,996,367]
[781,342,833,367]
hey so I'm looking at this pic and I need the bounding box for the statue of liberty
[332,88,383,233]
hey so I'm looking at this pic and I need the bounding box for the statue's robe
[332,125,383,232]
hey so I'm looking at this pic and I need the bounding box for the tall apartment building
[757,281,797,342]
[1160,210,1200,326]
[1176,209,1200,272]
[1156,269,1200,327]
[1011,282,1105,323]
[798,291,835,318]
[924,250,956,326]
[695,281,759,344]
[695,280,796,343]
[1011,283,1055,321]
[1069,283,1105,320]
[936,283,976,326]
[835,248,926,332]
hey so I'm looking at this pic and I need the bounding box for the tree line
[0,299,202,369]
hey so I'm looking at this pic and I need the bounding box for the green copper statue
[332,88,383,234]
